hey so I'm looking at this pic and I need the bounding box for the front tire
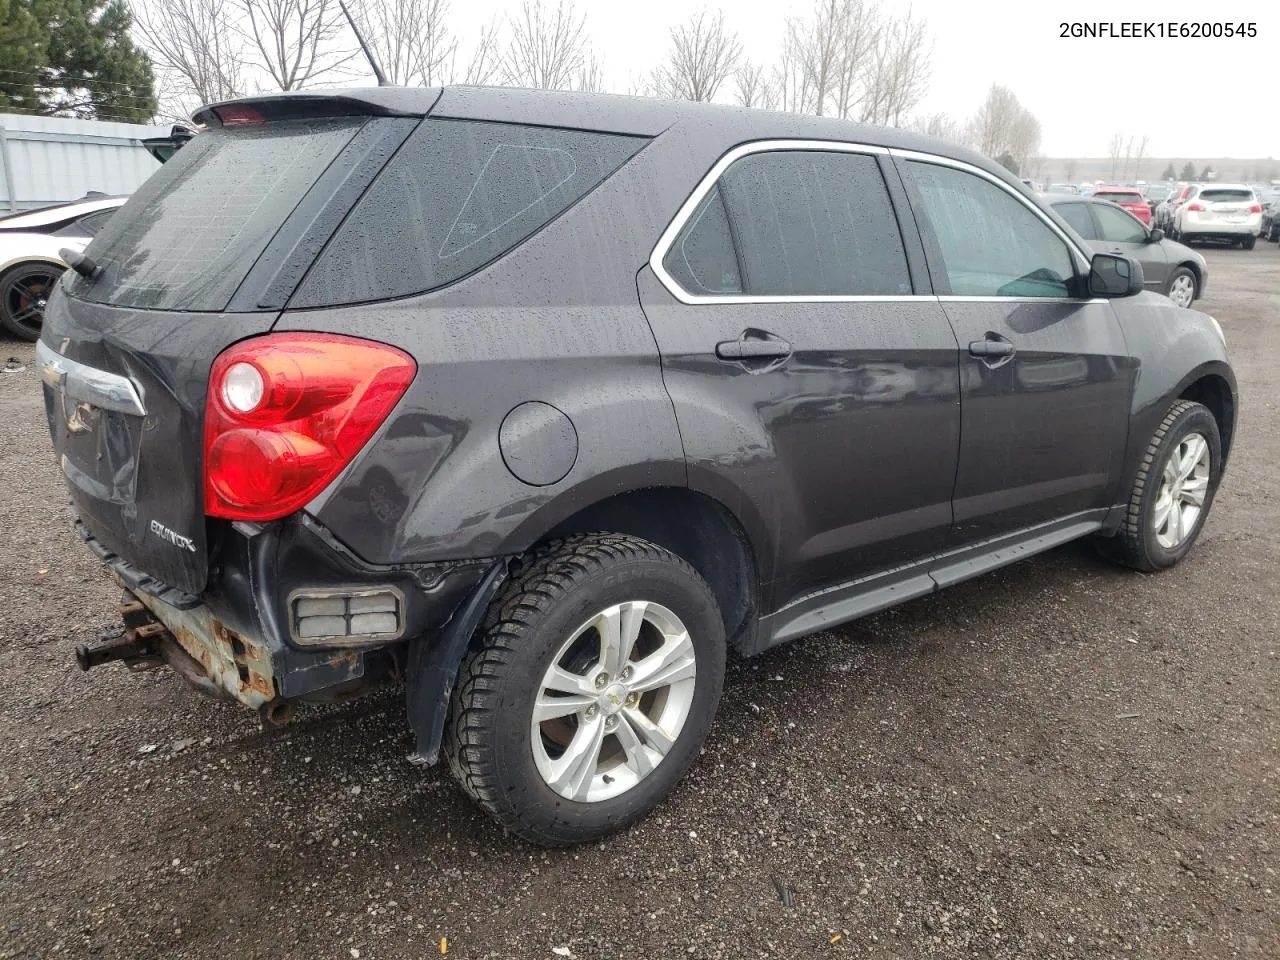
[1097,400,1221,572]
[445,533,726,845]
[1165,267,1197,308]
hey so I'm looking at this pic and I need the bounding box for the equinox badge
[149,520,197,553]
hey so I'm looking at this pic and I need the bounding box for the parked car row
[1044,195,1207,307]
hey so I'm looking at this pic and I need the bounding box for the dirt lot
[1,246,1277,960]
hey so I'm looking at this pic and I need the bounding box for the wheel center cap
[599,683,628,715]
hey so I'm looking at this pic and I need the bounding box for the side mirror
[1089,253,1144,298]
[1147,228,1164,243]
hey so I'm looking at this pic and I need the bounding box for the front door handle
[968,336,1015,363]
[716,333,793,362]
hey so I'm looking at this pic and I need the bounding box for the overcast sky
[433,0,1275,159]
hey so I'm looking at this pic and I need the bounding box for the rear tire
[1242,235,1255,250]
[0,262,63,341]
[1096,400,1221,572]
[444,533,726,846]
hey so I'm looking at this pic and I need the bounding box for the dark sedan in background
[1046,194,1207,307]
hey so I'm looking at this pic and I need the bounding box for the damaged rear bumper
[73,512,495,716]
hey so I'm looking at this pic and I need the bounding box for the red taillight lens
[204,333,416,521]
[1249,204,1262,213]
[1187,202,1205,212]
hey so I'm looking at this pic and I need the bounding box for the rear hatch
[39,99,426,595]
[1195,188,1256,222]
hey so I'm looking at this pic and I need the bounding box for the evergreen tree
[0,0,45,111]
[1199,165,1213,180]
[0,0,156,121]
[997,152,1019,176]
[1178,161,1196,180]
[1160,163,1177,181]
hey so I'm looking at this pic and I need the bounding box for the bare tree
[970,83,1040,167]
[574,51,605,92]
[500,0,588,90]
[651,10,742,102]
[352,0,455,86]
[773,25,816,113]
[860,8,930,125]
[1107,133,1124,180]
[912,111,966,145]
[450,18,501,85]
[1064,157,1078,181]
[1009,108,1041,172]
[972,84,1021,157]
[240,0,353,90]
[734,61,777,109]
[135,0,244,112]
[1132,134,1148,180]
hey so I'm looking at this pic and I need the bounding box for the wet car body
[38,86,1238,840]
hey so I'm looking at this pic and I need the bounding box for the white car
[0,195,126,341]
[1172,184,1263,249]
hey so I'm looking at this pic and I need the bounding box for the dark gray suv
[38,87,1237,845]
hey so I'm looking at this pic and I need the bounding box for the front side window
[904,160,1075,298]
[1054,202,1096,239]
[1093,202,1148,243]
[662,148,912,298]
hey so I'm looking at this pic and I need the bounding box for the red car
[1092,186,1152,225]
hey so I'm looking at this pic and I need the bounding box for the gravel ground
[1,246,1277,960]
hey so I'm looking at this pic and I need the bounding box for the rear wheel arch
[541,487,760,653]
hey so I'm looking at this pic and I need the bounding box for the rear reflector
[204,333,416,521]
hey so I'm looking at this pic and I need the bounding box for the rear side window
[1093,202,1147,243]
[1054,202,1096,239]
[663,186,743,294]
[291,120,647,307]
[662,148,911,298]
[1199,188,1254,203]
[72,119,363,311]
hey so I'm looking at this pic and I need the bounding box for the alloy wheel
[2,266,60,338]
[1153,432,1210,549]
[1168,274,1195,308]
[531,600,696,803]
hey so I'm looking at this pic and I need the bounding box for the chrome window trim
[649,139,916,306]
[887,147,1094,271]
[649,139,1098,306]
[36,338,146,416]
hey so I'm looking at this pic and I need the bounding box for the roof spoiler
[192,89,440,128]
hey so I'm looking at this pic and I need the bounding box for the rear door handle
[716,335,792,362]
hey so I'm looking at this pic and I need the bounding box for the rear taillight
[204,333,416,521]
[1249,204,1262,213]
[1187,202,1205,212]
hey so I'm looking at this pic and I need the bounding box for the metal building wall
[0,114,166,213]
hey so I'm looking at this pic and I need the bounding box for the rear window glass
[1199,189,1254,202]
[290,120,647,307]
[71,118,363,311]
